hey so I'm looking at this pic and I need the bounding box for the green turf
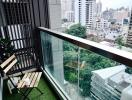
[3,78,57,100]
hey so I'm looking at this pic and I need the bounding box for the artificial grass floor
[3,78,57,100]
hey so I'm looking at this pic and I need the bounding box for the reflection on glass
[40,31,132,100]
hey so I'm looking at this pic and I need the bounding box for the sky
[97,0,132,11]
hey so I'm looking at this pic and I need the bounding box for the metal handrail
[38,27,132,67]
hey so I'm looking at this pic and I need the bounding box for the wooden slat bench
[17,72,42,88]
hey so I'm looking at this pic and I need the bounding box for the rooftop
[92,65,126,80]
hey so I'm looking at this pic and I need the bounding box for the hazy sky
[97,0,132,11]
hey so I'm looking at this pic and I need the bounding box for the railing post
[33,28,44,69]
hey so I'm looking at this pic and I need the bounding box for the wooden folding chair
[0,54,43,100]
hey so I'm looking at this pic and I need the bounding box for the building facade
[75,0,96,29]
[93,18,110,30]
[126,10,132,47]
[61,0,74,20]
[95,0,102,17]
[65,11,74,22]
[91,65,132,100]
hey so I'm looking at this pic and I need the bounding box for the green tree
[66,24,86,38]
[115,35,124,49]
[63,41,78,51]
[125,67,132,74]
[64,67,77,83]
[69,72,78,83]
[87,53,117,69]
[79,68,93,96]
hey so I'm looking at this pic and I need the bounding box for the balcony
[1,0,132,100]
[1,26,132,100]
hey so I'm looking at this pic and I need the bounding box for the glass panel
[40,31,132,100]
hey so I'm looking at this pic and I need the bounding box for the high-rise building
[75,0,96,29]
[126,10,132,47]
[61,0,75,20]
[95,0,102,17]
[65,11,74,22]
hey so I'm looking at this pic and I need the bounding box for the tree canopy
[66,24,86,38]
[115,35,124,49]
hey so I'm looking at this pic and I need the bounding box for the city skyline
[97,0,132,11]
